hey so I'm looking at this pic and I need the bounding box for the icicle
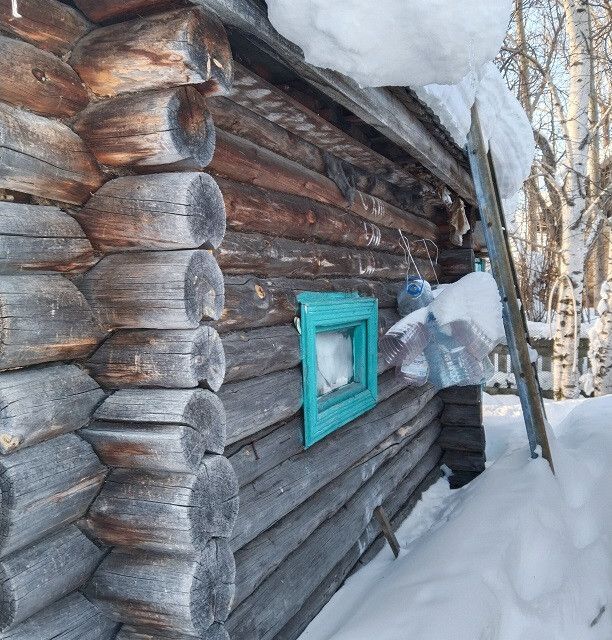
[11,0,22,18]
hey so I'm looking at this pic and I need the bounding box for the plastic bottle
[397,276,434,316]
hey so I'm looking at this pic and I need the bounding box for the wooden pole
[467,105,554,471]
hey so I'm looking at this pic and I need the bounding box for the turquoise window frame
[298,292,378,448]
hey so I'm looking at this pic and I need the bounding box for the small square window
[298,292,378,447]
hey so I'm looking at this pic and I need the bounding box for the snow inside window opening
[316,330,354,396]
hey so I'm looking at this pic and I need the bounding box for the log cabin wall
[0,1,485,639]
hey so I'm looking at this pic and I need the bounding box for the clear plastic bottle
[397,276,434,316]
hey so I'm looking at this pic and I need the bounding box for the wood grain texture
[116,623,229,640]
[211,130,438,239]
[438,426,486,452]
[0,363,104,454]
[0,0,91,56]
[216,231,436,282]
[0,103,103,205]
[71,6,232,97]
[233,423,441,608]
[87,387,226,462]
[73,87,215,171]
[216,177,429,258]
[87,540,235,634]
[80,250,224,330]
[219,368,303,444]
[73,0,178,23]
[218,275,399,333]
[87,326,225,391]
[85,455,238,553]
[441,402,483,427]
[232,389,441,549]
[0,275,104,370]
[0,434,106,558]
[228,424,441,639]
[439,385,482,405]
[0,203,96,274]
[0,35,88,117]
[0,592,119,639]
[76,172,226,252]
[0,526,104,630]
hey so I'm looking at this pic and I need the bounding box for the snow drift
[299,395,612,640]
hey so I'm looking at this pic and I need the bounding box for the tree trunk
[589,231,612,394]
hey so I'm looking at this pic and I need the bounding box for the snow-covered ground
[299,393,612,640]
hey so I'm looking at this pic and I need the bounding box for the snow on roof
[266,0,534,202]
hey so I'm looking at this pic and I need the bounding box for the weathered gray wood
[0,275,104,370]
[0,526,104,630]
[218,275,398,332]
[0,102,103,205]
[87,539,235,634]
[223,309,398,384]
[0,35,88,118]
[228,368,413,487]
[232,388,441,549]
[0,203,96,274]
[116,623,229,640]
[442,449,486,473]
[373,506,400,558]
[0,592,118,639]
[0,364,104,454]
[85,455,238,553]
[85,388,226,467]
[188,4,475,201]
[441,403,482,427]
[277,456,442,640]
[71,6,232,98]
[439,386,481,405]
[0,434,106,558]
[73,87,215,171]
[87,326,225,391]
[216,231,435,282]
[228,424,441,639]
[76,173,226,252]
[233,419,441,608]
[0,0,92,56]
[438,426,486,452]
[439,248,475,280]
[80,250,224,330]
[219,368,303,445]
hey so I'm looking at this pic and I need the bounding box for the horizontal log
[0,364,104,454]
[209,97,424,213]
[438,426,486,452]
[0,592,118,640]
[85,388,226,468]
[226,63,422,193]
[0,35,88,117]
[73,87,215,170]
[85,455,238,553]
[217,177,429,258]
[0,526,104,630]
[228,368,416,487]
[71,6,232,98]
[211,130,438,239]
[442,449,486,472]
[73,0,174,22]
[439,248,475,279]
[116,623,229,640]
[441,403,482,427]
[439,385,482,405]
[80,250,224,330]
[0,434,106,558]
[0,102,103,205]
[87,540,235,634]
[232,388,441,549]
[223,309,399,384]
[0,0,91,56]
[278,456,442,640]
[218,275,399,333]
[219,368,303,445]
[228,423,441,639]
[0,275,103,370]
[216,231,436,281]
[0,203,96,274]
[233,423,441,608]
[76,173,226,252]
[87,326,225,391]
